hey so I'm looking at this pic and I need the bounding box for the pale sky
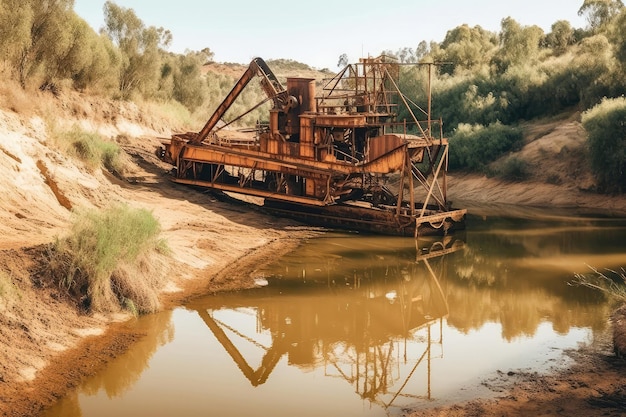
[74,0,588,70]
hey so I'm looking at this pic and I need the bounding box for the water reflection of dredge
[158,56,466,236]
[187,238,461,409]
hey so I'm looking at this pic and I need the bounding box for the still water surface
[42,208,626,416]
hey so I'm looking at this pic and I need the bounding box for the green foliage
[492,18,544,74]
[581,96,626,192]
[436,24,498,74]
[383,42,432,64]
[201,71,270,128]
[171,52,209,111]
[51,204,167,313]
[578,0,625,30]
[493,157,530,181]
[103,1,171,99]
[546,20,576,55]
[0,0,122,93]
[572,35,616,107]
[421,31,624,134]
[0,1,33,80]
[0,0,221,113]
[59,127,125,174]
[612,10,626,69]
[0,0,73,87]
[266,58,313,72]
[449,122,524,171]
[430,73,511,128]
[72,31,121,94]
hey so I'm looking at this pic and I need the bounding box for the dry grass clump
[571,267,626,358]
[571,267,626,302]
[0,71,35,115]
[50,126,130,177]
[48,204,169,314]
[139,98,193,129]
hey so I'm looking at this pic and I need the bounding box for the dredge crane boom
[158,56,467,237]
[192,57,288,144]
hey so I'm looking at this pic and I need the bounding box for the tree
[171,51,208,111]
[492,17,544,73]
[43,12,92,87]
[610,9,626,70]
[438,24,498,74]
[0,1,32,77]
[337,53,348,68]
[571,34,614,107]
[414,41,429,62]
[546,20,575,55]
[102,1,172,98]
[196,47,215,64]
[578,0,625,30]
[0,0,75,87]
[73,32,121,93]
[582,97,626,192]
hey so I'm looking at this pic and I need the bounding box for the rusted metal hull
[262,199,466,237]
[158,56,467,238]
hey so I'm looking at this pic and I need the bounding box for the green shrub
[51,204,168,314]
[582,97,626,193]
[449,122,524,171]
[202,71,270,128]
[60,127,125,174]
[494,157,530,181]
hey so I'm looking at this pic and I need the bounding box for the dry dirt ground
[0,92,624,417]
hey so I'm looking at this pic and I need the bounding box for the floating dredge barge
[158,56,466,236]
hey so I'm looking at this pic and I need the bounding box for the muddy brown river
[41,207,626,416]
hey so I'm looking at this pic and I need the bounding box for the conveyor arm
[192,57,287,145]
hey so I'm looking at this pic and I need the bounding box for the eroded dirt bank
[0,93,318,417]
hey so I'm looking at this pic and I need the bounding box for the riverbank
[407,323,626,416]
[0,232,314,417]
[0,97,320,417]
[0,140,319,416]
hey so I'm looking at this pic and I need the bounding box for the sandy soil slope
[0,93,316,417]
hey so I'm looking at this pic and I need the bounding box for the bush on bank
[582,97,626,193]
[49,204,168,314]
[448,122,524,172]
[52,127,126,175]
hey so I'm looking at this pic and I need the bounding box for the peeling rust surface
[159,56,465,236]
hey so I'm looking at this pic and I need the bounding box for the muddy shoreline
[1,233,313,417]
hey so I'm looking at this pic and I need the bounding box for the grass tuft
[493,157,530,181]
[570,266,626,302]
[50,204,168,314]
[51,126,128,175]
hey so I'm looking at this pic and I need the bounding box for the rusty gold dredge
[158,56,466,237]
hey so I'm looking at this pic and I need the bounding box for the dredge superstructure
[159,56,465,236]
